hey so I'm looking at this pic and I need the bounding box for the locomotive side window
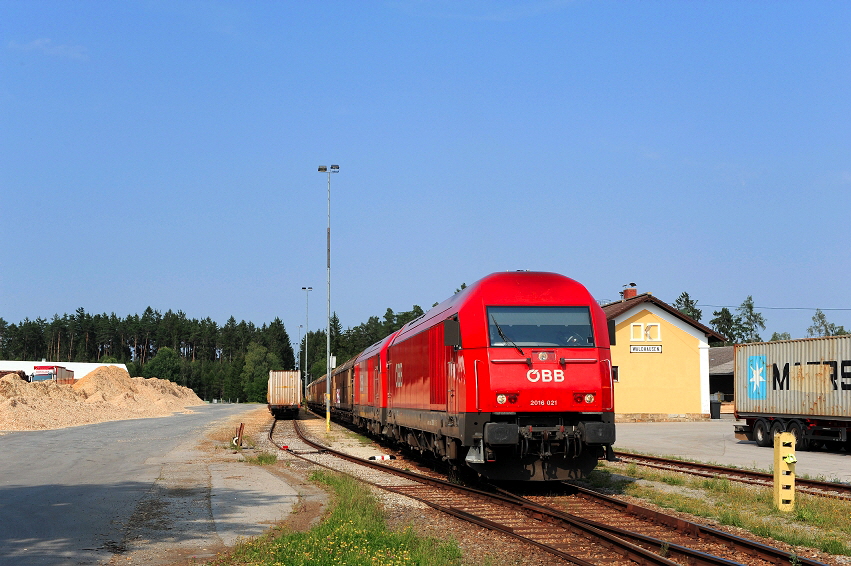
[487,306,594,347]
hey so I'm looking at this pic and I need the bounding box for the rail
[613,451,851,501]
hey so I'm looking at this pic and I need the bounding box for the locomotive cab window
[487,306,594,347]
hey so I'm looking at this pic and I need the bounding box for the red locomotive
[306,271,616,481]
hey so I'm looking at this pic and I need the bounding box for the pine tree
[737,296,766,343]
[673,292,702,321]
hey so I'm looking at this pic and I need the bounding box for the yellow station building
[602,289,725,421]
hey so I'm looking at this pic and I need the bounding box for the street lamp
[318,164,339,431]
[302,286,312,397]
[296,324,303,371]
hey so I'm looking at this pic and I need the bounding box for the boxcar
[267,370,301,419]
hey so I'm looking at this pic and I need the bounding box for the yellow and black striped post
[773,431,796,512]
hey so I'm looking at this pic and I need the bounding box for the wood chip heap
[0,366,206,431]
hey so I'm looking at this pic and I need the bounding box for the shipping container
[733,335,851,451]
[267,370,301,419]
[31,365,75,385]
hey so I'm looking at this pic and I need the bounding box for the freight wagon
[267,370,301,419]
[733,335,851,451]
[31,365,75,384]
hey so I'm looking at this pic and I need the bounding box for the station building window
[630,322,661,342]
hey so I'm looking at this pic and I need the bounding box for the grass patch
[660,475,685,486]
[582,466,632,492]
[243,452,278,466]
[209,470,461,565]
[342,429,375,446]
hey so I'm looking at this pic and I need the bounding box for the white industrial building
[0,361,128,380]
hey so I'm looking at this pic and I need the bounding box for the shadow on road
[0,478,292,566]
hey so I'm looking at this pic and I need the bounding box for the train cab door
[447,351,458,416]
[373,357,380,407]
[444,317,461,419]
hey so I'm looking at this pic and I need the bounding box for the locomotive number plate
[530,399,558,406]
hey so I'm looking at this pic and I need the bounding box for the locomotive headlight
[496,394,507,404]
[584,393,596,404]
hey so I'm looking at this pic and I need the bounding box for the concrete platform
[613,415,851,484]
[209,462,299,546]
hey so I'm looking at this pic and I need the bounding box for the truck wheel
[788,421,809,451]
[770,421,785,444]
[753,420,771,447]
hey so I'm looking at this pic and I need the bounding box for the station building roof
[601,292,727,343]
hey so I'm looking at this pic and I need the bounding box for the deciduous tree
[240,342,281,403]
[144,346,181,382]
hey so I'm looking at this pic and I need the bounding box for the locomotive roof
[357,330,398,360]
[393,271,598,343]
[349,272,602,359]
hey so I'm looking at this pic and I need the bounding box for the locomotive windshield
[487,306,595,348]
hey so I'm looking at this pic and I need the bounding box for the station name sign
[630,345,662,353]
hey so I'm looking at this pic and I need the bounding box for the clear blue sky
[2,1,849,341]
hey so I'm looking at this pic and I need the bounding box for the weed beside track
[207,471,461,566]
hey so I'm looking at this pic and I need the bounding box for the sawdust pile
[0,366,206,431]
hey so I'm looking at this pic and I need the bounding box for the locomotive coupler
[540,431,552,459]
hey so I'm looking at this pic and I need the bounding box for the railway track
[496,486,828,566]
[613,451,851,501]
[269,415,828,565]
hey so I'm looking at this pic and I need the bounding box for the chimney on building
[621,282,637,300]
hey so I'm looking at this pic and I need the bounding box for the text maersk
[770,359,851,391]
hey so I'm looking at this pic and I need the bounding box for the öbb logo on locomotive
[304,271,617,482]
[526,369,565,382]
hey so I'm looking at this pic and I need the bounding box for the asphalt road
[0,404,288,566]
[614,415,851,484]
